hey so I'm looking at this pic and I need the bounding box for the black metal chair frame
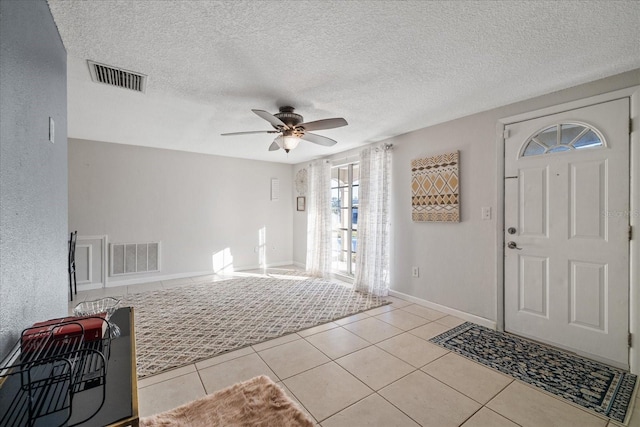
[68,231,77,301]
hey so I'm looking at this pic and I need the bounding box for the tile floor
[71,271,639,427]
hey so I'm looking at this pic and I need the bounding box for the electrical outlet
[481,206,491,220]
[412,266,419,278]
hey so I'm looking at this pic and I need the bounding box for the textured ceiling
[48,0,640,164]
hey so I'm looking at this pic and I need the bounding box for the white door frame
[495,86,640,374]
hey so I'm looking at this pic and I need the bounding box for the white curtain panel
[354,145,392,296]
[306,159,332,278]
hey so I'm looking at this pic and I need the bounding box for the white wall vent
[87,60,147,93]
[110,242,160,276]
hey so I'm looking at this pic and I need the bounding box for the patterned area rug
[430,322,638,423]
[121,275,388,378]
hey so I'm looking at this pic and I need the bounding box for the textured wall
[68,140,293,284]
[0,0,69,357]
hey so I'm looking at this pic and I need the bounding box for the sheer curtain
[306,159,332,278]
[354,145,392,296]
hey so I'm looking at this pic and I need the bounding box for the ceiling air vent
[87,60,147,93]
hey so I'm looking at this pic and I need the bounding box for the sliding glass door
[331,163,359,276]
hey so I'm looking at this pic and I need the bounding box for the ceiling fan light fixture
[222,107,346,153]
[275,134,301,153]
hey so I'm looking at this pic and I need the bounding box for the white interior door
[504,98,630,368]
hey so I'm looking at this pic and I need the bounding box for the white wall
[69,139,294,285]
[391,114,496,319]
[0,0,68,357]
[293,69,640,324]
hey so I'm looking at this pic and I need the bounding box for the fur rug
[140,375,314,427]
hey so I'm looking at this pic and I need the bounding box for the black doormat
[430,322,637,423]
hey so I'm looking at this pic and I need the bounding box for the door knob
[507,241,522,250]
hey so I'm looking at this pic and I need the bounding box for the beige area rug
[121,273,388,378]
[140,375,314,427]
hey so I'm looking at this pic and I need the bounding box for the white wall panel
[570,160,607,240]
[519,167,548,238]
[519,255,548,317]
[570,260,607,331]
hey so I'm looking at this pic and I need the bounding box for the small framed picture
[297,196,306,211]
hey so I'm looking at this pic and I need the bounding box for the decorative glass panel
[521,123,604,157]
[523,141,545,157]
[536,126,558,148]
[548,145,571,153]
[573,130,602,149]
[560,124,584,145]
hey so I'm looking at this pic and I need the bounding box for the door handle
[507,241,522,250]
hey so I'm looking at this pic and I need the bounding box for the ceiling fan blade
[298,118,348,131]
[221,130,279,136]
[252,109,290,130]
[268,141,280,151]
[301,132,337,147]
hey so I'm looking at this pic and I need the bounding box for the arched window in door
[520,123,605,157]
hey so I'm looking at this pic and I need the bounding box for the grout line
[419,367,513,407]
[194,347,257,372]
[275,382,319,424]
[374,374,430,426]
[483,407,525,427]
[372,337,450,369]
[457,405,485,426]
[313,361,376,423]
[482,382,525,427]
[251,333,303,353]
[196,367,208,395]
[315,391,375,424]
[303,331,374,362]
[253,345,283,382]
[137,366,198,390]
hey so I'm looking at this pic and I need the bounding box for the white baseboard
[76,282,104,291]
[97,261,296,289]
[234,261,297,271]
[389,290,497,330]
[106,270,214,288]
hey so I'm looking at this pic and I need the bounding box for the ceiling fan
[221,106,348,153]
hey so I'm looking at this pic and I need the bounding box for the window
[521,123,604,157]
[331,163,359,276]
